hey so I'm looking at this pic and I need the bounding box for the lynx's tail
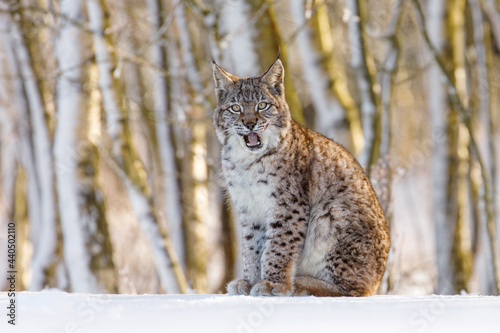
[293,276,375,297]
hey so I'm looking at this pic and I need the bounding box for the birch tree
[86,0,187,294]
[146,0,185,270]
[54,0,116,292]
[470,0,500,294]
[413,0,500,293]
[289,0,345,142]
[0,22,17,288]
[308,0,363,153]
[419,0,454,294]
[246,0,305,124]
[0,7,57,289]
[345,0,381,174]
[6,3,58,290]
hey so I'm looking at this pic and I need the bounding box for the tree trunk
[7,5,58,291]
[289,0,345,142]
[147,0,185,271]
[308,0,363,153]
[86,0,187,294]
[54,0,116,293]
[246,0,305,124]
[448,0,473,293]
[422,0,455,294]
[345,0,381,174]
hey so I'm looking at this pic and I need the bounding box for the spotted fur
[213,58,390,297]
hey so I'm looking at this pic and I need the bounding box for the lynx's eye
[229,104,241,113]
[257,102,270,111]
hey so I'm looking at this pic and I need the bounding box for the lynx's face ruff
[212,59,291,154]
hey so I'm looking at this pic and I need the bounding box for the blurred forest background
[0,0,499,296]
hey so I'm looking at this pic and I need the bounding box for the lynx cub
[212,58,390,296]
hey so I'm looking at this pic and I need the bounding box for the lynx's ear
[260,58,284,87]
[212,60,238,99]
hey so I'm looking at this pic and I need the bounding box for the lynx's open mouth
[243,132,262,149]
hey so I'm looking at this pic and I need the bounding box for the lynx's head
[212,58,291,154]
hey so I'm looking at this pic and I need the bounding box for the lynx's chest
[222,144,278,222]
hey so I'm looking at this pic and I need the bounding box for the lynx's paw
[250,281,292,296]
[227,279,252,295]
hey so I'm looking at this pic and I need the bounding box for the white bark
[379,0,402,157]
[87,0,185,293]
[219,0,258,76]
[426,0,453,294]
[86,0,122,150]
[0,10,22,225]
[147,0,184,268]
[54,0,98,292]
[126,179,184,294]
[470,0,496,208]
[482,0,500,51]
[0,12,42,290]
[470,0,498,294]
[175,1,209,107]
[0,16,17,288]
[8,9,57,291]
[345,0,377,169]
[290,0,344,139]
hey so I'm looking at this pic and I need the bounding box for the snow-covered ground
[1,290,499,332]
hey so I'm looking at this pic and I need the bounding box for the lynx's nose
[244,122,256,131]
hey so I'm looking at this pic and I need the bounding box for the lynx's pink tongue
[246,132,259,146]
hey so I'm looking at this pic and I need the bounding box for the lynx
[212,57,390,297]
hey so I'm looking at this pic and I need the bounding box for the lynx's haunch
[212,58,390,297]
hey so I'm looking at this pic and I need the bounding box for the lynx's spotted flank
[212,57,390,297]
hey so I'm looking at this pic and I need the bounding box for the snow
[1,290,499,332]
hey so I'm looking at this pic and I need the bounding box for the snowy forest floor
[1,291,500,332]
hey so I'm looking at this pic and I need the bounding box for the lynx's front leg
[251,205,308,296]
[227,217,266,295]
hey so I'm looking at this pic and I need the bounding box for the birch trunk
[373,0,403,293]
[54,0,97,293]
[0,30,17,288]
[87,0,187,293]
[482,0,500,51]
[309,1,363,153]
[182,113,209,293]
[414,0,500,294]
[7,6,58,291]
[218,0,259,76]
[147,0,185,270]
[448,0,473,292]
[54,0,116,292]
[424,0,454,294]
[289,0,345,141]
[470,0,500,294]
[202,0,240,288]
[246,0,305,124]
[175,0,227,292]
[345,0,381,173]
[0,11,48,288]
